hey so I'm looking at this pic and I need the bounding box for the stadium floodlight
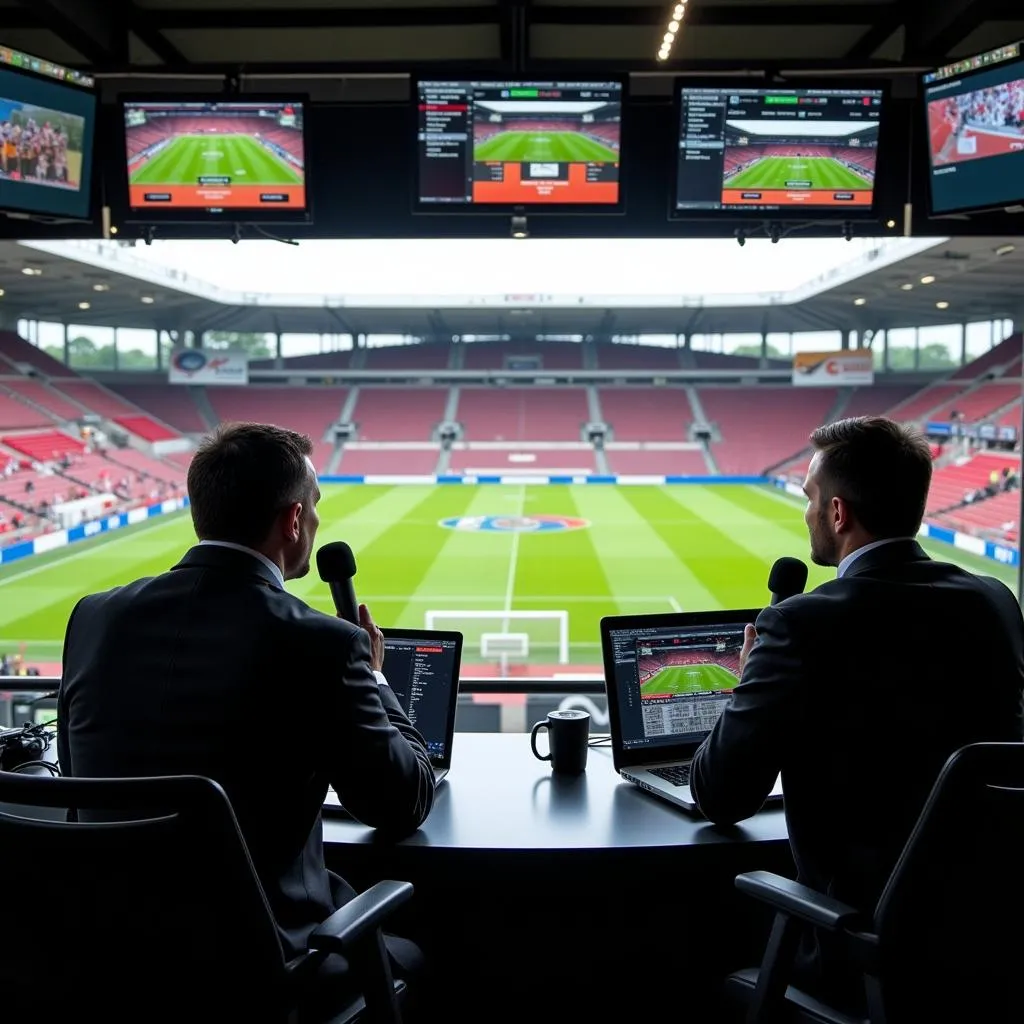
[920,274,936,284]
[854,297,866,306]
[900,282,914,290]
[657,0,688,61]
[936,300,950,309]
[77,301,90,310]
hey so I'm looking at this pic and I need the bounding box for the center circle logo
[171,350,208,373]
[439,514,590,534]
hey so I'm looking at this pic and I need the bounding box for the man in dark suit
[690,416,1024,1007]
[59,422,436,1010]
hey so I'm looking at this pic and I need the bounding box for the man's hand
[739,623,757,676]
[358,602,386,673]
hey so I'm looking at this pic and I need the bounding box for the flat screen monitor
[922,41,1024,216]
[674,83,885,216]
[0,44,96,220]
[416,79,623,209]
[122,97,309,222]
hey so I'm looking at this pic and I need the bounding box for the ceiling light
[140,295,155,304]
[920,274,936,284]
[995,243,1015,256]
[92,283,110,292]
[854,297,866,306]
[658,0,688,61]
[900,283,913,291]
[674,2,685,13]
[886,219,896,228]
[78,301,91,310]
[669,20,679,32]
[109,226,119,235]
[936,301,950,310]
[21,266,41,276]
[0,288,5,297]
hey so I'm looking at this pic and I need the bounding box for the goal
[424,610,570,665]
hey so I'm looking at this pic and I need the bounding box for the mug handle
[530,721,551,761]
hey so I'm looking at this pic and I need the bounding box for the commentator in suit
[690,416,1024,1007]
[58,422,435,1003]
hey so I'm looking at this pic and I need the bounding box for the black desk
[323,734,793,1021]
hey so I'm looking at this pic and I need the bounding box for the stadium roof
[0,0,1019,82]
[3,235,1021,336]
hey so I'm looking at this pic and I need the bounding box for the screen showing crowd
[418,80,622,205]
[675,86,882,212]
[924,42,1024,214]
[124,100,307,213]
[0,45,95,219]
[609,622,746,751]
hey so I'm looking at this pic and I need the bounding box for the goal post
[424,610,570,664]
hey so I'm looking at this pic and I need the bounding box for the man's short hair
[187,422,314,548]
[810,416,933,539]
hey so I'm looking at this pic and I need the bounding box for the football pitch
[0,484,1014,667]
[474,131,618,164]
[643,663,738,696]
[129,134,303,186]
[725,156,871,191]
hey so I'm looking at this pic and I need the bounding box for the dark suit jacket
[58,544,436,961]
[690,540,1024,996]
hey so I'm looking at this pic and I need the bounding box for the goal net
[424,610,570,667]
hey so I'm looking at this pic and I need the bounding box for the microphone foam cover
[316,541,357,582]
[768,556,808,599]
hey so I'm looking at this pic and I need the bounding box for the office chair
[0,770,414,1024]
[724,742,1024,1024]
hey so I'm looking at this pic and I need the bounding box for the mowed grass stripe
[572,486,720,613]
[386,485,519,630]
[619,486,770,608]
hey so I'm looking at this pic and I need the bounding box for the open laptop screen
[605,617,752,753]
[381,629,461,767]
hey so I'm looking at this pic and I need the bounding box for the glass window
[67,324,115,370]
[115,328,159,371]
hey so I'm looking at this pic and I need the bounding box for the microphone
[316,541,359,624]
[768,556,808,605]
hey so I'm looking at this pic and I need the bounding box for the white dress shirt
[836,537,913,579]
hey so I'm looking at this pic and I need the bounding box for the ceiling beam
[11,0,125,63]
[903,0,1003,60]
[844,2,908,61]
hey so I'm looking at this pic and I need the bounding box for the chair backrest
[873,742,1024,1017]
[0,771,287,1022]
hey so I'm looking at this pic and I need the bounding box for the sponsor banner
[792,349,874,387]
[168,348,249,386]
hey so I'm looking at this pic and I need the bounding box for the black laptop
[601,610,782,816]
[324,627,463,812]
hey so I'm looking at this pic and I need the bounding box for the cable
[8,760,60,776]
[588,735,613,747]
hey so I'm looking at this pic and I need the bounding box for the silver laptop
[601,610,782,816]
[324,628,462,813]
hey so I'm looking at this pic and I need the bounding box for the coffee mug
[530,709,590,774]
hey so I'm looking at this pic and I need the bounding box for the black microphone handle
[328,579,360,624]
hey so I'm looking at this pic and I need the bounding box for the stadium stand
[205,386,345,471]
[885,383,970,423]
[604,449,708,475]
[447,446,598,474]
[248,351,357,371]
[462,341,584,371]
[2,430,84,461]
[930,381,1022,423]
[949,333,1022,379]
[698,386,839,474]
[363,344,451,370]
[456,387,589,441]
[598,387,692,440]
[108,384,209,434]
[2,378,83,421]
[925,452,1014,513]
[0,331,75,378]
[594,343,680,370]
[840,384,922,419]
[51,380,137,419]
[351,387,447,441]
[336,447,441,475]
[0,388,55,430]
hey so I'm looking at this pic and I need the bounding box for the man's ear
[281,501,303,543]
[832,495,853,534]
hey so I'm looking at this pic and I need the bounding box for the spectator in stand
[0,654,8,674]
[24,478,33,494]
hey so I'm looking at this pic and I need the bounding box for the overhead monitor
[674,83,885,216]
[0,43,96,220]
[923,41,1024,216]
[122,97,309,222]
[416,79,623,209]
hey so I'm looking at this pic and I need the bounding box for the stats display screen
[607,622,746,751]
[382,634,460,764]
[923,42,1024,215]
[417,80,622,206]
[124,99,307,217]
[675,85,883,213]
[0,44,96,220]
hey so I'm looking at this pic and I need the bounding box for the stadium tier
[949,333,1022,379]
[935,489,1020,542]
[931,381,1022,423]
[698,386,840,474]
[462,341,584,371]
[0,331,75,378]
[456,387,589,441]
[352,387,448,441]
[2,378,84,421]
[2,429,83,461]
[447,446,597,474]
[0,387,55,430]
[336,447,441,475]
[248,351,356,371]
[925,452,1015,512]
[363,345,451,371]
[204,386,346,471]
[51,380,139,420]
[108,384,209,434]
[886,383,970,423]
[597,387,692,441]
[594,343,681,370]
[114,415,178,443]
[604,449,708,475]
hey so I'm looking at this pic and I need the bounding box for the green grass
[725,156,871,191]
[0,483,1015,669]
[130,134,303,186]
[474,131,618,164]
[642,663,738,695]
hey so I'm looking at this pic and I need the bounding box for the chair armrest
[735,871,865,932]
[306,880,414,957]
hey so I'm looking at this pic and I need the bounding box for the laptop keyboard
[649,764,691,787]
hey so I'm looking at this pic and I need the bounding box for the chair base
[724,968,867,1024]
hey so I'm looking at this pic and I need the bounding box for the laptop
[600,610,783,817]
[324,627,463,813]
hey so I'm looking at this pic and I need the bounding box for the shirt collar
[198,540,285,589]
[836,537,910,579]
